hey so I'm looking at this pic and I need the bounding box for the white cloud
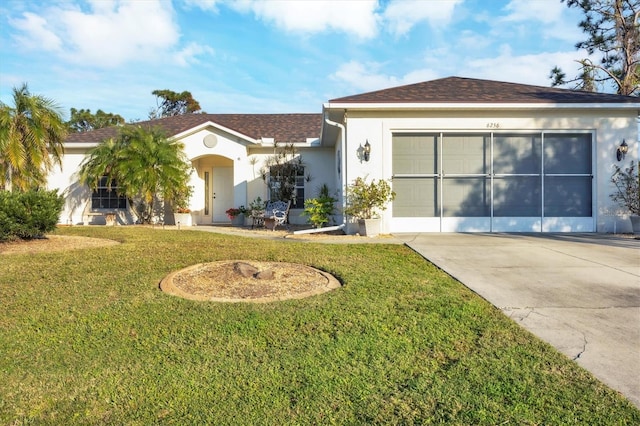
[7,0,201,68]
[182,0,220,12]
[174,42,215,67]
[464,46,592,87]
[329,60,439,93]
[329,48,593,96]
[499,0,583,43]
[455,30,492,51]
[60,0,179,66]
[9,12,62,51]
[330,61,397,92]
[229,0,380,39]
[502,0,564,24]
[383,0,463,36]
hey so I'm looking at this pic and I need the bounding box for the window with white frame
[269,165,305,207]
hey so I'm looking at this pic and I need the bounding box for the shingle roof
[65,113,322,144]
[329,76,639,104]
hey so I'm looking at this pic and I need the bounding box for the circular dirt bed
[160,260,341,303]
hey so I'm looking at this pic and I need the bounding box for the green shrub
[343,177,395,219]
[610,161,640,215]
[302,183,337,228]
[0,190,64,241]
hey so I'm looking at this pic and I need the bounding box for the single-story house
[49,76,639,233]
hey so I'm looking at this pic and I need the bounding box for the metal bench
[261,200,291,231]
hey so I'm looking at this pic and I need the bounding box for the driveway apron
[396,233,640,408]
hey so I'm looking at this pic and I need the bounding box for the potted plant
[610,161,640,233]
[172,186,194,226]
[226,206,247,226]
[247,197,265,228]
[344,177,395,237]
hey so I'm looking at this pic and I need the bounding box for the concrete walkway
[396,233,640,408]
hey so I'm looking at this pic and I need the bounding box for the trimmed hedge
[0,190,64,241]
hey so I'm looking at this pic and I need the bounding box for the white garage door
[391,132,593,232]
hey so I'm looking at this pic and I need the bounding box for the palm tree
[0,83,67,191]
[78,126,193,223]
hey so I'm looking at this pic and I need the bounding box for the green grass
[1,227,638,425]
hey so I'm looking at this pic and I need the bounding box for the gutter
[293,224,345,235]
[293,114,347,235]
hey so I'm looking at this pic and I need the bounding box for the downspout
[293,112,347,235]
[324,115,347,229]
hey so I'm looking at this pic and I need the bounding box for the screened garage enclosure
[392,132,593,232]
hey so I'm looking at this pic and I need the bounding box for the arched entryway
[193,155,235,224]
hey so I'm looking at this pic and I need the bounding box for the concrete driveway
[395,233,640,408]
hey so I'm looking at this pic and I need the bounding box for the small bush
[610,161,640,215]
[0,190,64,241]
[302,183,337,228]
[344,177,395,219]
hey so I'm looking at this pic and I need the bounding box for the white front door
[212,166,233,223]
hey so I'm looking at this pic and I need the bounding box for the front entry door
[212,167,233,223]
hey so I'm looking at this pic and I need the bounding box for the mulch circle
[159,260,341,303]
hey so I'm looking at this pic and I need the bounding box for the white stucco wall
[49,106,637,233]
[48,147,94,225]
[149,126,337,226]
[340,107,639,234]
[51,124,337,228]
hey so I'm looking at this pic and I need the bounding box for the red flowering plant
[225,206,247,219]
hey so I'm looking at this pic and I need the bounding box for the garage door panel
[392,134,438,174]
[494,134,541,174]
[442,177,490,217]
[544,134,591,174]
[393,178,438,217]
[493,176,541,217]
[443,134,489,174]
[544,176,592,217]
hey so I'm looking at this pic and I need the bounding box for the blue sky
[0,0,590,122]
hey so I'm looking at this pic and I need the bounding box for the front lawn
[1,227,638,424]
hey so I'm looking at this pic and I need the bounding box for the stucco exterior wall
[341,108,639,234]
[50,126,336,228]
[48,106,637,233]
[47,148,90,225]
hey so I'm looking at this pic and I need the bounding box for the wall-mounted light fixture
[616,139,628,161]
[363,140,371,162]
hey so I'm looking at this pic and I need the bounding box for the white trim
[172,120,260,144]
[64,142,101,149]
[324,102,639,111]
[542,217,594,232]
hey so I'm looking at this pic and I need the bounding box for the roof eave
[172,120,260,144]
[63,142,101,149]
[324,102,640,110]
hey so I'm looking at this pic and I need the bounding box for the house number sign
[486,122,500,129]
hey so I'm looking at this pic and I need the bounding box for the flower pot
[231,214,244,227]
[174,212,192,227]
[358,218,381,237]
